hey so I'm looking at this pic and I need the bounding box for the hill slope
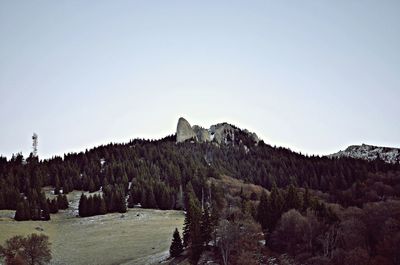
[330,143,400,164]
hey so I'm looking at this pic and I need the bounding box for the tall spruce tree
[78,194,87,217]
[257,191,270,231]
[188,192,202,263]
[269,183,283,232]
[284,184,302,211]
[200,207,212,247]
[169,228,183,257]
[99,197,107,215]
[303,187,310,211]
[42,201,50,220]
[15,201,27,221]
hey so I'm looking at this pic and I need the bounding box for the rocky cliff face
[329,144,400,164]
[192,125,211,142]
[176,117,197,143]
[176,117,260,147]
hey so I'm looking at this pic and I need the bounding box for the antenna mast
[32,133,38,157]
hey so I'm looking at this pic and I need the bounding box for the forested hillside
[1,133,400,264]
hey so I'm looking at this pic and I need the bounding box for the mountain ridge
[329,143,400,164]
[176,117,260,146]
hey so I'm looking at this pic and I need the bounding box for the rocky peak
[329,143,400,164]
[176,117,260,147]
[176,117,197,143]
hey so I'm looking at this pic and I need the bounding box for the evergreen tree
[284,184,302,211]
[145,188,157,209]
[182,211,191,248]
[169,228,183,257]
[23,200,31,220]
[42,201,50,220]
[98,197,107,215]
[127,190,135,208]
[15,201,27,221]
[88,179,96,193]
[48,198,58,214]
[57,194,68,210]
[200,207,212,247]
[303,187,310,211]
[187,190,203,263]
[257,191,270,231]
[78,194,87,217]
[117,192,127,213]
[30,201,41,220]
[269,183,283,232]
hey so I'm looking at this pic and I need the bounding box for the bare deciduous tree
[322,224,339,259]
[0,234,51,265]
[270,209,308,257]
[217,220,239,265]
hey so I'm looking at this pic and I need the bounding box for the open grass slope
[0,190,184,265]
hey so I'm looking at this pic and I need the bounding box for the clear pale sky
[1,1,399,159]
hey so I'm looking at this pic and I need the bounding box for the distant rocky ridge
[176,117,260,146]
[329,144,400,164]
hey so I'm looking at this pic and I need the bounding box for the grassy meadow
[0,190,184,265]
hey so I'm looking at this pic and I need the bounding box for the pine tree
[269,183,283,231]
[15,202,26,221]
[88,179,96,193]
[117,192,127,213]
[99,197,107,215]
[127,190,135,208]
[303,187,310,211]
[48,198,58,214]
[200,207,212,247]
[87,196,94,216]
[257,191,270,231]
[78,194,87,217]
[57,194,68,210]
[23,200,31,220]
[146,188,157,209]
[42,201,50,220]
[187,191,202,263]
[30,201,41,221]
[169,228,183,257]
[183,211,191,248]
[285,184,302,211]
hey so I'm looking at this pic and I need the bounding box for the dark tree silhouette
[169,228,183,258]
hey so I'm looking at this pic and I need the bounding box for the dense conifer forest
[1,134,400,264]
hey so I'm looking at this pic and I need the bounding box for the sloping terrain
[0,191,184,265]
[330,143,400,164]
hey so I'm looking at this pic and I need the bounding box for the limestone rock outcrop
[192,125,211,142]
[176,117,197,143]
[176,117,260,147]
[210,123,236,145]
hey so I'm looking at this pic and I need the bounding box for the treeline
[256,184,337,235]
[1,134,400,220]
[78,184,127,217]
[178,183,221,263]
[255,185,400,265]
[15,192,69,221]
[78,194,107,217]
[47,194,69,214]
[171,178,400,265]
[128,180,180,210]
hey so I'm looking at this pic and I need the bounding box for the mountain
[2,118,400,265]
[176,117,260,146]
[329,143,400,164]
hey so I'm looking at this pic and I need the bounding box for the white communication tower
[32,133,38,157]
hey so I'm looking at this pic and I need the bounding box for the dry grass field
[209,174,268,197]
[0,190,184,265]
